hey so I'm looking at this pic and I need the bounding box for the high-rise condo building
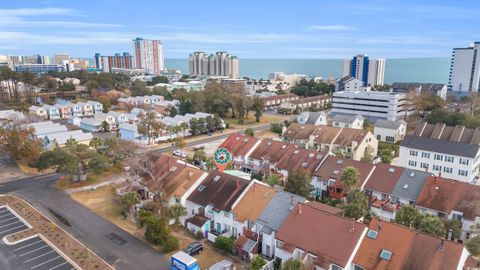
[188,51,239,79]
[53,53,70,65]
[94,52,134,73]
[132,37,164,75]
[342,54,385,86]
[448,42,480,93]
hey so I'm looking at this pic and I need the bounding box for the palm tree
[340,166,359,194]
[180,122,189,137]
[101,120,110,132]
[89,137,103,150]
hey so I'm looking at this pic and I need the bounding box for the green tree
[213,236,234,253]
[152,86,172,100]
[418,214,446,237]
[265,174,281,187]
[175,137,186,150]
[245,128,255,137]
[193,150,207,163]
[101,120,110,132]
[270,122,283,134]
[120,192,141,214]
[130,79,148,96]
[343,190,369,219]
[252,97,264,122]
[281,259,307,270]
[85,80,99,92]
[89,153,112,175]
[168,204,187,224]
[445,219,462,240]
[148,76,169,86]
[340,166,359,194]
[0,119,42,162]
[290,79,334,97]
[466,237,480,256]
[138,111,164,145]
[395,205,422,228]
[250,255,266,270]
[89,137,103,150]
[379,148,394,164]
[285,169,310,197]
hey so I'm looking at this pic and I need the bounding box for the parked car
[173,149,188,158]
[182,242,204,256]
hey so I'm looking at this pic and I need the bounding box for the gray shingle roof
[332,113,364,123]
[256,188,306,232]
[400,135,480,158]
[391,169,431,202]
[375,119,406,130]
[338,75,354,83]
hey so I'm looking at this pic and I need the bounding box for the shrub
[214,236,234,253]
[163,235,179,252]
[195,231,204,239]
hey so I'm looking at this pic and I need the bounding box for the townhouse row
[218,133,480,242]
[128,153,472,270]
[29,100,103,120]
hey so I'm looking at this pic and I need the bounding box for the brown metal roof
[282,123,318,141]
[218,134,260,157]
[276,202,366,268]
[364,164,405,194]
[232,182,276,223]
[313,155,375,187]
[187,171,250,212]
[276,147,326,174]
[249,139,296,163]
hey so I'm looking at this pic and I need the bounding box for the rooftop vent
[267,142,272,146]
[244,138,248,143]
[281,145,287,149]
[294,150,299,154]
[213,175,221,182]
[333,170,340,175]
[316,155,322,160]
[308,153,315,158]
[388,168,395,173]
[198,185,206,192]
[336,159,344,165]
[236,137,240,140]
[403,184,409,189]
[302,162,308,168]
[169,166,177,172]
[409,172,415,178]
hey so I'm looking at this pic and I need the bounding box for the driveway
[0,175,169,270]
[0,152,27,183]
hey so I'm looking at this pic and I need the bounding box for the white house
[28,105,47,119]
[76,102,93,116]
[65,102,83,117]
[80,113,116,132]
[68,116,81,126]
[399,123,480,183]
[374,119,407,143]
[41,105,61,120]
[296,111,327,125]
[87,101,104,114]
[332,114,364,129]
[43,130,93,149]
[335,75,364,92]
[119,123,149,145]
[107,111,129,125]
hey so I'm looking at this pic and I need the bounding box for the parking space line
[31,255,61,269]
[14,239,43,251]
[25,249,55,263]
[0,220,22,229]
[0,224,27,234]
[48,261,68,270]
[0,216,17,224]
[19,244,48,256]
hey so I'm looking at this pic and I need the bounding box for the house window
[420,162,428,169]
[386,136,395,143]
[409,150,418,156]
[433,165,441,171]
[354,265,365,270]
[376,135,381,140]
[445,156,454,163]
[443,167,453,174]
[458,169,468,176]
[421,152,430,159]
[391,196,400,203]
[276,240,283,249]
[381,193,388,200]
[434,154,443,161]
[459,158,469,165]
[408,160,417,167]
[330,264,343,270]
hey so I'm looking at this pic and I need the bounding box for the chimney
[298,203,302,215]
[253,181,256,191]
[290,195,294,206]
[439,239,445,252]
[378,219,382,231]
[434,175,438,184]
[236,179,240,189]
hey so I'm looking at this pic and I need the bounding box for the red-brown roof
[187,171,250,212]
[260,93,298,102]
[282,123,319,141]
[364,164,405,194]
[218,134,260,157]
[313,155,375,187]
[249,139,296,163]
[276,202,366,268]
[354,218,466,270]
[276,147,326,174]
[416,176,480,220]
[290,95,330,105]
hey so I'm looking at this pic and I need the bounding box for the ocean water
[165,58,450,84]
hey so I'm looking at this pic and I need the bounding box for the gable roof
[401,123,480,158]
[375,119,406,130]
[354,218,465,270]
[256,188,306,232]
[249,139,296,163]
[333,128,370,149]
[311,125,341,145]
[232,182,276,223]
[416,176,480,221]
[338,75,355,84]
[313,155,375,188]
[332,114,364,124]
[218,134,260,157]
[276,147,326,174]
[391,169,431,201]
[260,93,298,102]
[276,202,366,268]
[364,164,405,194]
[290,95,329,105]
[187,171,250,212]
[282,123,318,141]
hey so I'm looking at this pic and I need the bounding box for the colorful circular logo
[214,148,231,165]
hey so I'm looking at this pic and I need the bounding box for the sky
[1,0,480,59]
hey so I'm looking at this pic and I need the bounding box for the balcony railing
[370,196,400,213]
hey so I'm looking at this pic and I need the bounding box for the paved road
[0,174,169,270]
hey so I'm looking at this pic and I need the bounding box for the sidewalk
[65,176,126,195]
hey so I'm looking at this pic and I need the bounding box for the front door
[216,223,221,234]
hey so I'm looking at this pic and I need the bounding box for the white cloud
[308,25,356,31]
[1,7,75,16]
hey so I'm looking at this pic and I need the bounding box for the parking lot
[0,206,30,238]
[11,236,76,270]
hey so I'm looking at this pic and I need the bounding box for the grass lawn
[56,164,124,190]
[224,112,286,128]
